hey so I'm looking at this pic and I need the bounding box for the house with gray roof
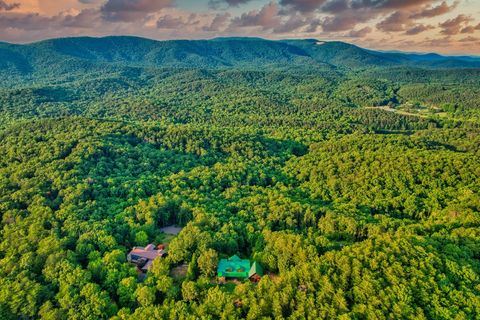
[127,244,166,272]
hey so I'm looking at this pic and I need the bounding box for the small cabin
[217,255,263,281]
[127,244,166,273]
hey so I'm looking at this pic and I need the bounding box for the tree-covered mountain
[1,36,479,79]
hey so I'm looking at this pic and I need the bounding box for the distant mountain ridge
[1,36,479,78]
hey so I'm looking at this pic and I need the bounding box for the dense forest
[0,37,479,319]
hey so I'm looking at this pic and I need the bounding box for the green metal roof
[217,255,251,278]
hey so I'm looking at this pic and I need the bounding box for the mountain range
[1,36,479,78]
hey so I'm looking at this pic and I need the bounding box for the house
[217,255,263,281]
[127,244,166,272]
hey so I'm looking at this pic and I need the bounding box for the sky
[0,0,479,55]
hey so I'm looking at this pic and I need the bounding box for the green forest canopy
[0,37,479,319]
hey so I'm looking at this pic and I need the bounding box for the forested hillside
[2,37,480,81]
[0,37,479,319]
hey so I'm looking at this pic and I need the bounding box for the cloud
[156,13,200,29]
[320,9,377,32]
[0,12,52,30]
[0,8,100,31]
[273,11,321,33]
[439,14,473,35]
[460,26,475,34]
[347,26,372,37]
[278,0,436,14]
[230,2,281,30]
[279,0,326,13]
[101,0,174,22]
[156,14,187,29]
[376,1,457,34]
[302,18,321,32]
[410,1,458,19]
[245,0,460,41]
[62,8,100,28]
[314,0,450,34]
[458,36,479,43]
[320,0,349,13]
[459,22,480,34]
[426,37,453,47]
[209,0,254,8]
[405,24,434,35]
[203,12,231,32]
[321,0,435,13]
[376,11,410,32]
[348,0,435,11]
[0,0,19,11]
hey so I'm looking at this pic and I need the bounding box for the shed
[248,261,263,282]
